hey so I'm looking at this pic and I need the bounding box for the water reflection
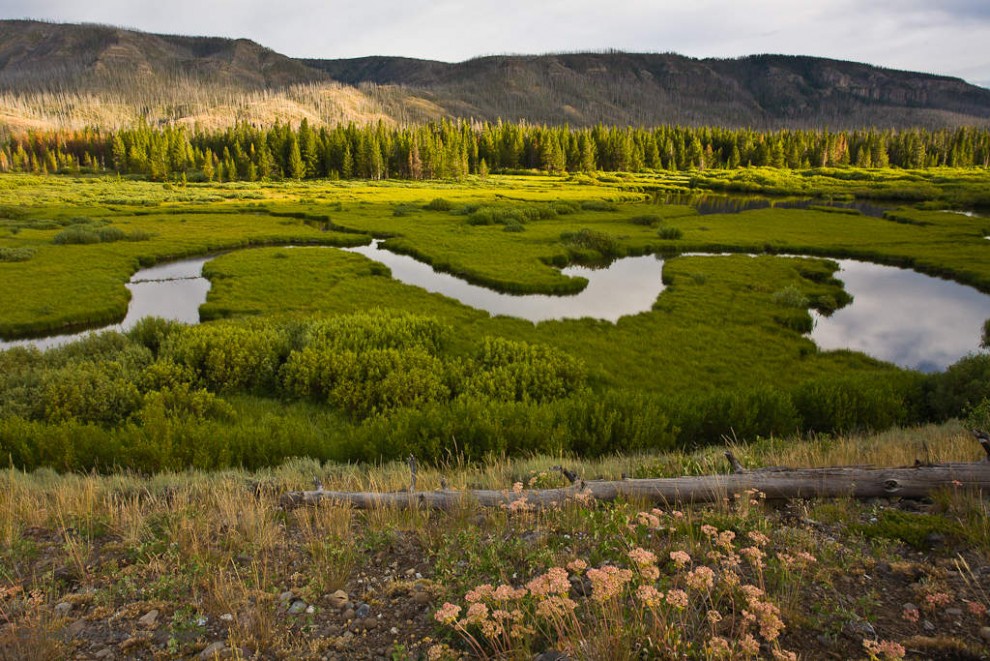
[810,260,990,372]
[344,241,665,323]
[0,257,211,351]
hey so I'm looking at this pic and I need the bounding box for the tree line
[1,120,989,181]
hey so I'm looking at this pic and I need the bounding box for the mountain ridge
[1,19,989,130]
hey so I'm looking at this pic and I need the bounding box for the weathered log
[279,454,990,510]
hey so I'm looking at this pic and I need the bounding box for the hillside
[1,20,989,130]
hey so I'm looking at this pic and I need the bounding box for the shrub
[629,214,662,226]
[41,361,143,426]
[52,227,101,245]
[657,226,684,240]
[560,228,622,259]
[580,199,618,211]
[164,322,289,393]
[425,198,453,211]
[0,247,36,262]
[928,354,990,420]
[466,337,586,403]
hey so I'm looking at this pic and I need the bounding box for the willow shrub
[163,321,290,393]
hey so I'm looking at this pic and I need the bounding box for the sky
[2,0,989,88]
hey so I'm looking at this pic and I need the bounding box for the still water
[810,260,990,372]
[3,245,988,372]
[343,241,665,322]
[0,257,211,351]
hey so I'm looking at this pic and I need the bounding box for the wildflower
[426,643,454,661]
[923,592,951,611]
[740,546,765,569]
[717,530,736,550]
[747,530,770,547]
[434,602,461,625]
[671,510,685,519]
[901,605,920,623]
[704,636,731,658]
[465,602,489,624]
[740,584,764,602]
[493,584,527,601]
[636,511,661,529]
[966,600,988,617]
[587,566,633,602]
[685,566,716,591]
[512,482,524,493]
[738,633,760,656]
[772,650,798,661]
[628,547,660,580]
[535,595,578,619]
[566,559,587,575]
[665,588,689,609]
[863,638,906,660]
[701,524,719,537]
[669,550,692,568]
[465,584,494,603]
[635,584,662,608]
[795,551,817,565]
[707,609,723,625]
[526,567,570,597]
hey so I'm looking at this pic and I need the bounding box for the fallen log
[279,439,990,510]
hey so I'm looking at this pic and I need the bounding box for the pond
[809,259,990,372]
[2,244,988,373]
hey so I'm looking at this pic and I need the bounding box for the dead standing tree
[280,433,990,511]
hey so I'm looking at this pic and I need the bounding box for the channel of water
[2,242,988,372]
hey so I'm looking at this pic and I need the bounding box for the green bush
[41,361,143,426]
[928,354,990,420]
[424,198,453,211]
[466,337,586,403]
[629,214,662,226]
[657,226,684,240]
[792,374,916,433]
[0,247,36,262]
[164,322,289,393]
[560,228,622,259]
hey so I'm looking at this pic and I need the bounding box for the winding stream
[2,243,988,372]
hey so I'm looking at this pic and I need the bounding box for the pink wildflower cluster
[966,600,988,618]
[863,638,907,660]
[685,566,716,591]
[526,567,570,597]
[923,591,951,612]
[628,547,660,580]
[586,565,633,602]
[669,550,692,568]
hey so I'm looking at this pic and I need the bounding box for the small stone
[62,618,86,638]
[328,590,349,609]
[306,605,316,614]
[279,591,295,602]
[363,617,378,630]
[404,568,416,577]
[412,591,431,605]
[138,609,159,628]
[980,626,990,642]
[94,649,113,659]
[199,641,227,659]
[220,613,234,622]
[355,603,371,618]
[288,600,308,615]
[945,607,963,617]
[54,601,73,616]
[342,608,355,621]
[923,619,936,632]
[389,626,399,635]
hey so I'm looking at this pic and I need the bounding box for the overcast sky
[2,0,989,88]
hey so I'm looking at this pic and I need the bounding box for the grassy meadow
[2,167,990,659]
